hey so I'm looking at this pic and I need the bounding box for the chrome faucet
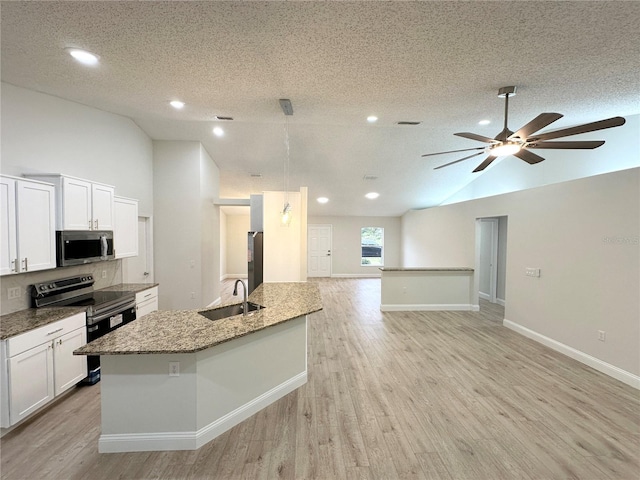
[233,279,248,315]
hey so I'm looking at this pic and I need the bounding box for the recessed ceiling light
[478,119,491,125]
[367,116,378,123]
[365,192,379,199]
[317,197,329,204]
[65,48,99,66]
[213,127,224,137]
[170,100,185,109]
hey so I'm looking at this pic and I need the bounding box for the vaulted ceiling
[2,1,639,216]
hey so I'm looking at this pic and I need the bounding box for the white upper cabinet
[0,177,18,275]
[26,174,114,231]
[1,175,56,275]
[114,196,139,258]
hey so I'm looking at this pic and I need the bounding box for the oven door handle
[88,300,136,323]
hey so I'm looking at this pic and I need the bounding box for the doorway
[123,216,153,283]
[476,216,507,306]
[307,224,332,277]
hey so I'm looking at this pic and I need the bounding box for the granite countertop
[0,306,88,340]
[99,283,158,293]
[0,283,159,340]
[74,282,323,356]
[379,267,474,272]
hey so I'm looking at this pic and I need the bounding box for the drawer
[135,286,158,304]
[6,312,86,357]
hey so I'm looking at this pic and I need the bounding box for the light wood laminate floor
[1,278,638,479]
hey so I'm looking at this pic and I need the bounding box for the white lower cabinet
[8,342,54,424]
[135,286,158,319]
[1,312,87,427]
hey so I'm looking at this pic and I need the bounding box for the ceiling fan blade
[422,146,485,158]
[434,151,485,170]
[454,132,499,144]
[514,148,545,165]
[508,113,563,140]
[527,140,605,149]
[528,116,626,142]
[472,155,498,172]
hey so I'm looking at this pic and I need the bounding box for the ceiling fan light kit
[423,86,626,172]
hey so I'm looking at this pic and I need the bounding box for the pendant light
[279,99,293,226]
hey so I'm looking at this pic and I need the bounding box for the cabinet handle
[89,219,92,229]
[143,293,152,298]
[95,219,99,230]
[11,258,18,272]
[22,258,28,271]
[46,327,64,336]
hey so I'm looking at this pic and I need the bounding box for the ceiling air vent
[397,121,422,125]
[215,116,234,121]
[250,173,262,178]
[363,175,378,181]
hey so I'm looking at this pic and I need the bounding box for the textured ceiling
[2,1,639,216]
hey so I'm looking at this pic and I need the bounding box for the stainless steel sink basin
[198,302,262,321]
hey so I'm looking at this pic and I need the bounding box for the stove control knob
[49,283,55,289]
[81,277,87,282]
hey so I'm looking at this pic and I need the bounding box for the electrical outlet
[101,270,107,279]
[402,286,407,294]
[525,268,541,277]
[598,330,606,342]
[169,362,180,376]
[190,292,195,299]
[7,287,20,300]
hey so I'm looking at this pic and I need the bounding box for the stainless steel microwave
[56,230,114,267]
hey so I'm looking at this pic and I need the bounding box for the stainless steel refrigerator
[248,232,263,294]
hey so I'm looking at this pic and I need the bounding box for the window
[361,227,384,266]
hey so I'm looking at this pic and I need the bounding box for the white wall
[402,168,640,378]
[0,83,153,215]
[153,141,220,309]
[219,210,227,279]
[263,190,307,282]
[308,215,402,277]
[225,215,250,278]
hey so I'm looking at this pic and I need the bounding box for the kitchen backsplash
[0,260,122,315]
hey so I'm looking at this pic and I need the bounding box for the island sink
[198,302,262,321]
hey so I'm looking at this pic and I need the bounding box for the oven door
[85,301,136,384]
[86,302,136,342]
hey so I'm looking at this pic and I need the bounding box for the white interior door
[123,216,153,283]
[307,225,332,277]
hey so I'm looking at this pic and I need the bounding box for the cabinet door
[0,177,18,275]
[8,342,54,425]
[114,197,139,258]
[92,183,115,231]
[62,177,92,230]
[136,297,158,319]
[53,327,87,396]
[16,180,56,272]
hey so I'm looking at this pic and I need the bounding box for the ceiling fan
[423,86,626,172]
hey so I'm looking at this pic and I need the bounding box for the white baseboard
[503,319,640,390]
[331,273,381,278]
[479,292,490,301]
[381,304,479,312]
[497,298,506,307]
[220,274,246,281]
[205,297,221,308]
[98,371,307,452]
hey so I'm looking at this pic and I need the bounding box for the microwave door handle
[101,234,107,259]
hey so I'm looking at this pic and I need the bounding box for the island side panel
[195,315,307,441]
[98,315,308,453]
[100,353,198,451]
[380,270,477,311]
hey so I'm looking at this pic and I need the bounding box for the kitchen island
[75,282,322,453]
[379,267,478,312]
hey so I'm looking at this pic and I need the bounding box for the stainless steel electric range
[31,275,136,384]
